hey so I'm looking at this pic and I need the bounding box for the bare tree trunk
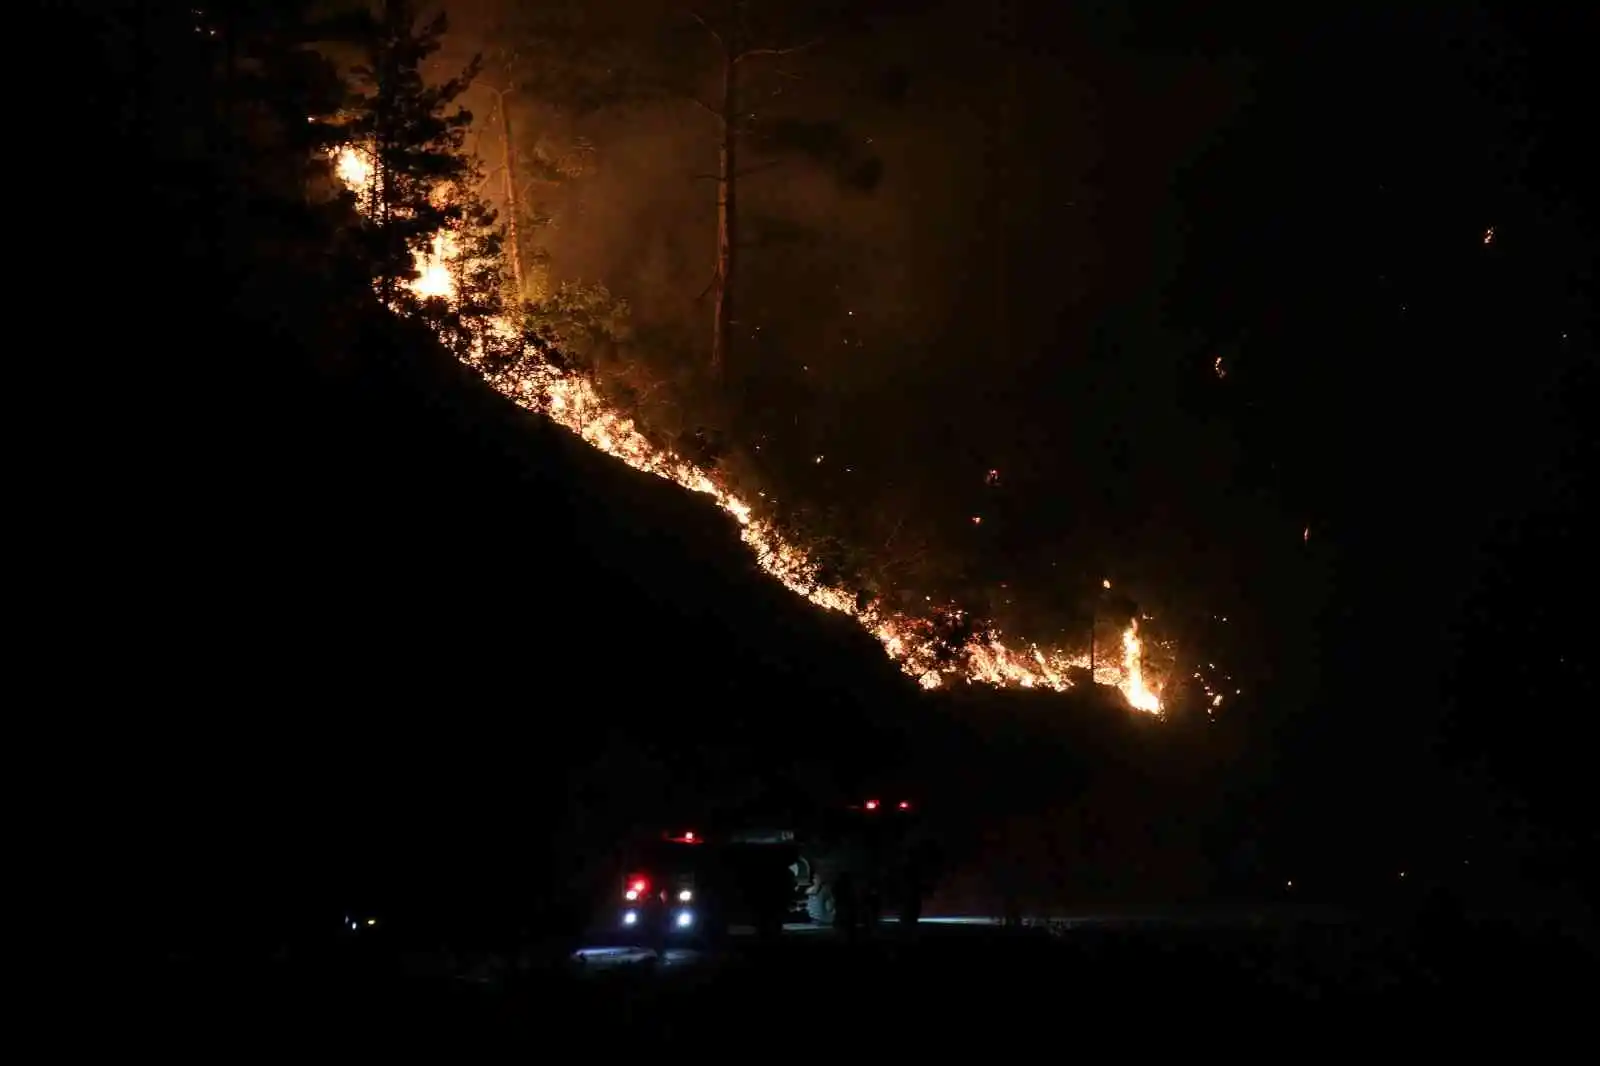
[992,0,1016,363]
[374,2,396,307]
[495,88,525,298]
[710,49,737,378]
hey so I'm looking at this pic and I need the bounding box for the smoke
[438,0,1263,698]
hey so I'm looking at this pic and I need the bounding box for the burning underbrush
[332,145,1164,713]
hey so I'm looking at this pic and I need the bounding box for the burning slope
[334,146,1163,713]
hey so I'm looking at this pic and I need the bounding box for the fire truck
[612,797,939,938]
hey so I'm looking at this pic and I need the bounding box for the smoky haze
[418,0,1589,747]
[423,0,1285,712]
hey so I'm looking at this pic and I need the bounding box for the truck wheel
[807,887,837,926]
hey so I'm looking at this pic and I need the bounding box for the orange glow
[331,145,1166,714]
[335,145,373,190]
[409,230,458,300]
[1119,619,1162,714]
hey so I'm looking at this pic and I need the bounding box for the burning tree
[343,0,479,311]
[335,2,554,377]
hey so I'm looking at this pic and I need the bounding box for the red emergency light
[898,801,911,810]
[864,799,880,810]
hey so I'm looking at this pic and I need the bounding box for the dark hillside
[114,275,956,939]
[55,5,957,944]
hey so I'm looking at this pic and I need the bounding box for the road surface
[569,906,1353,972]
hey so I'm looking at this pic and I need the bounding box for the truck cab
[615,834,705,940]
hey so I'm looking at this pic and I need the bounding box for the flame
[1120,619,1162,714]
[332,148,458,301]
[410,230,458,300]
[331,146,1164,713]
[335,145,373,189]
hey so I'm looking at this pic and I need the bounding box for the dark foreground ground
[142,908,1595,1053]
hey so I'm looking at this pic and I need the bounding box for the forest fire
[334,146,1164,713]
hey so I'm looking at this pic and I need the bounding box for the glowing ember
[330,145,1165,713]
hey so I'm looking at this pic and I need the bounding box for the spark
[1483,226,1494,245]
[1213,355,1226,378]
[330,146,1166,713]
